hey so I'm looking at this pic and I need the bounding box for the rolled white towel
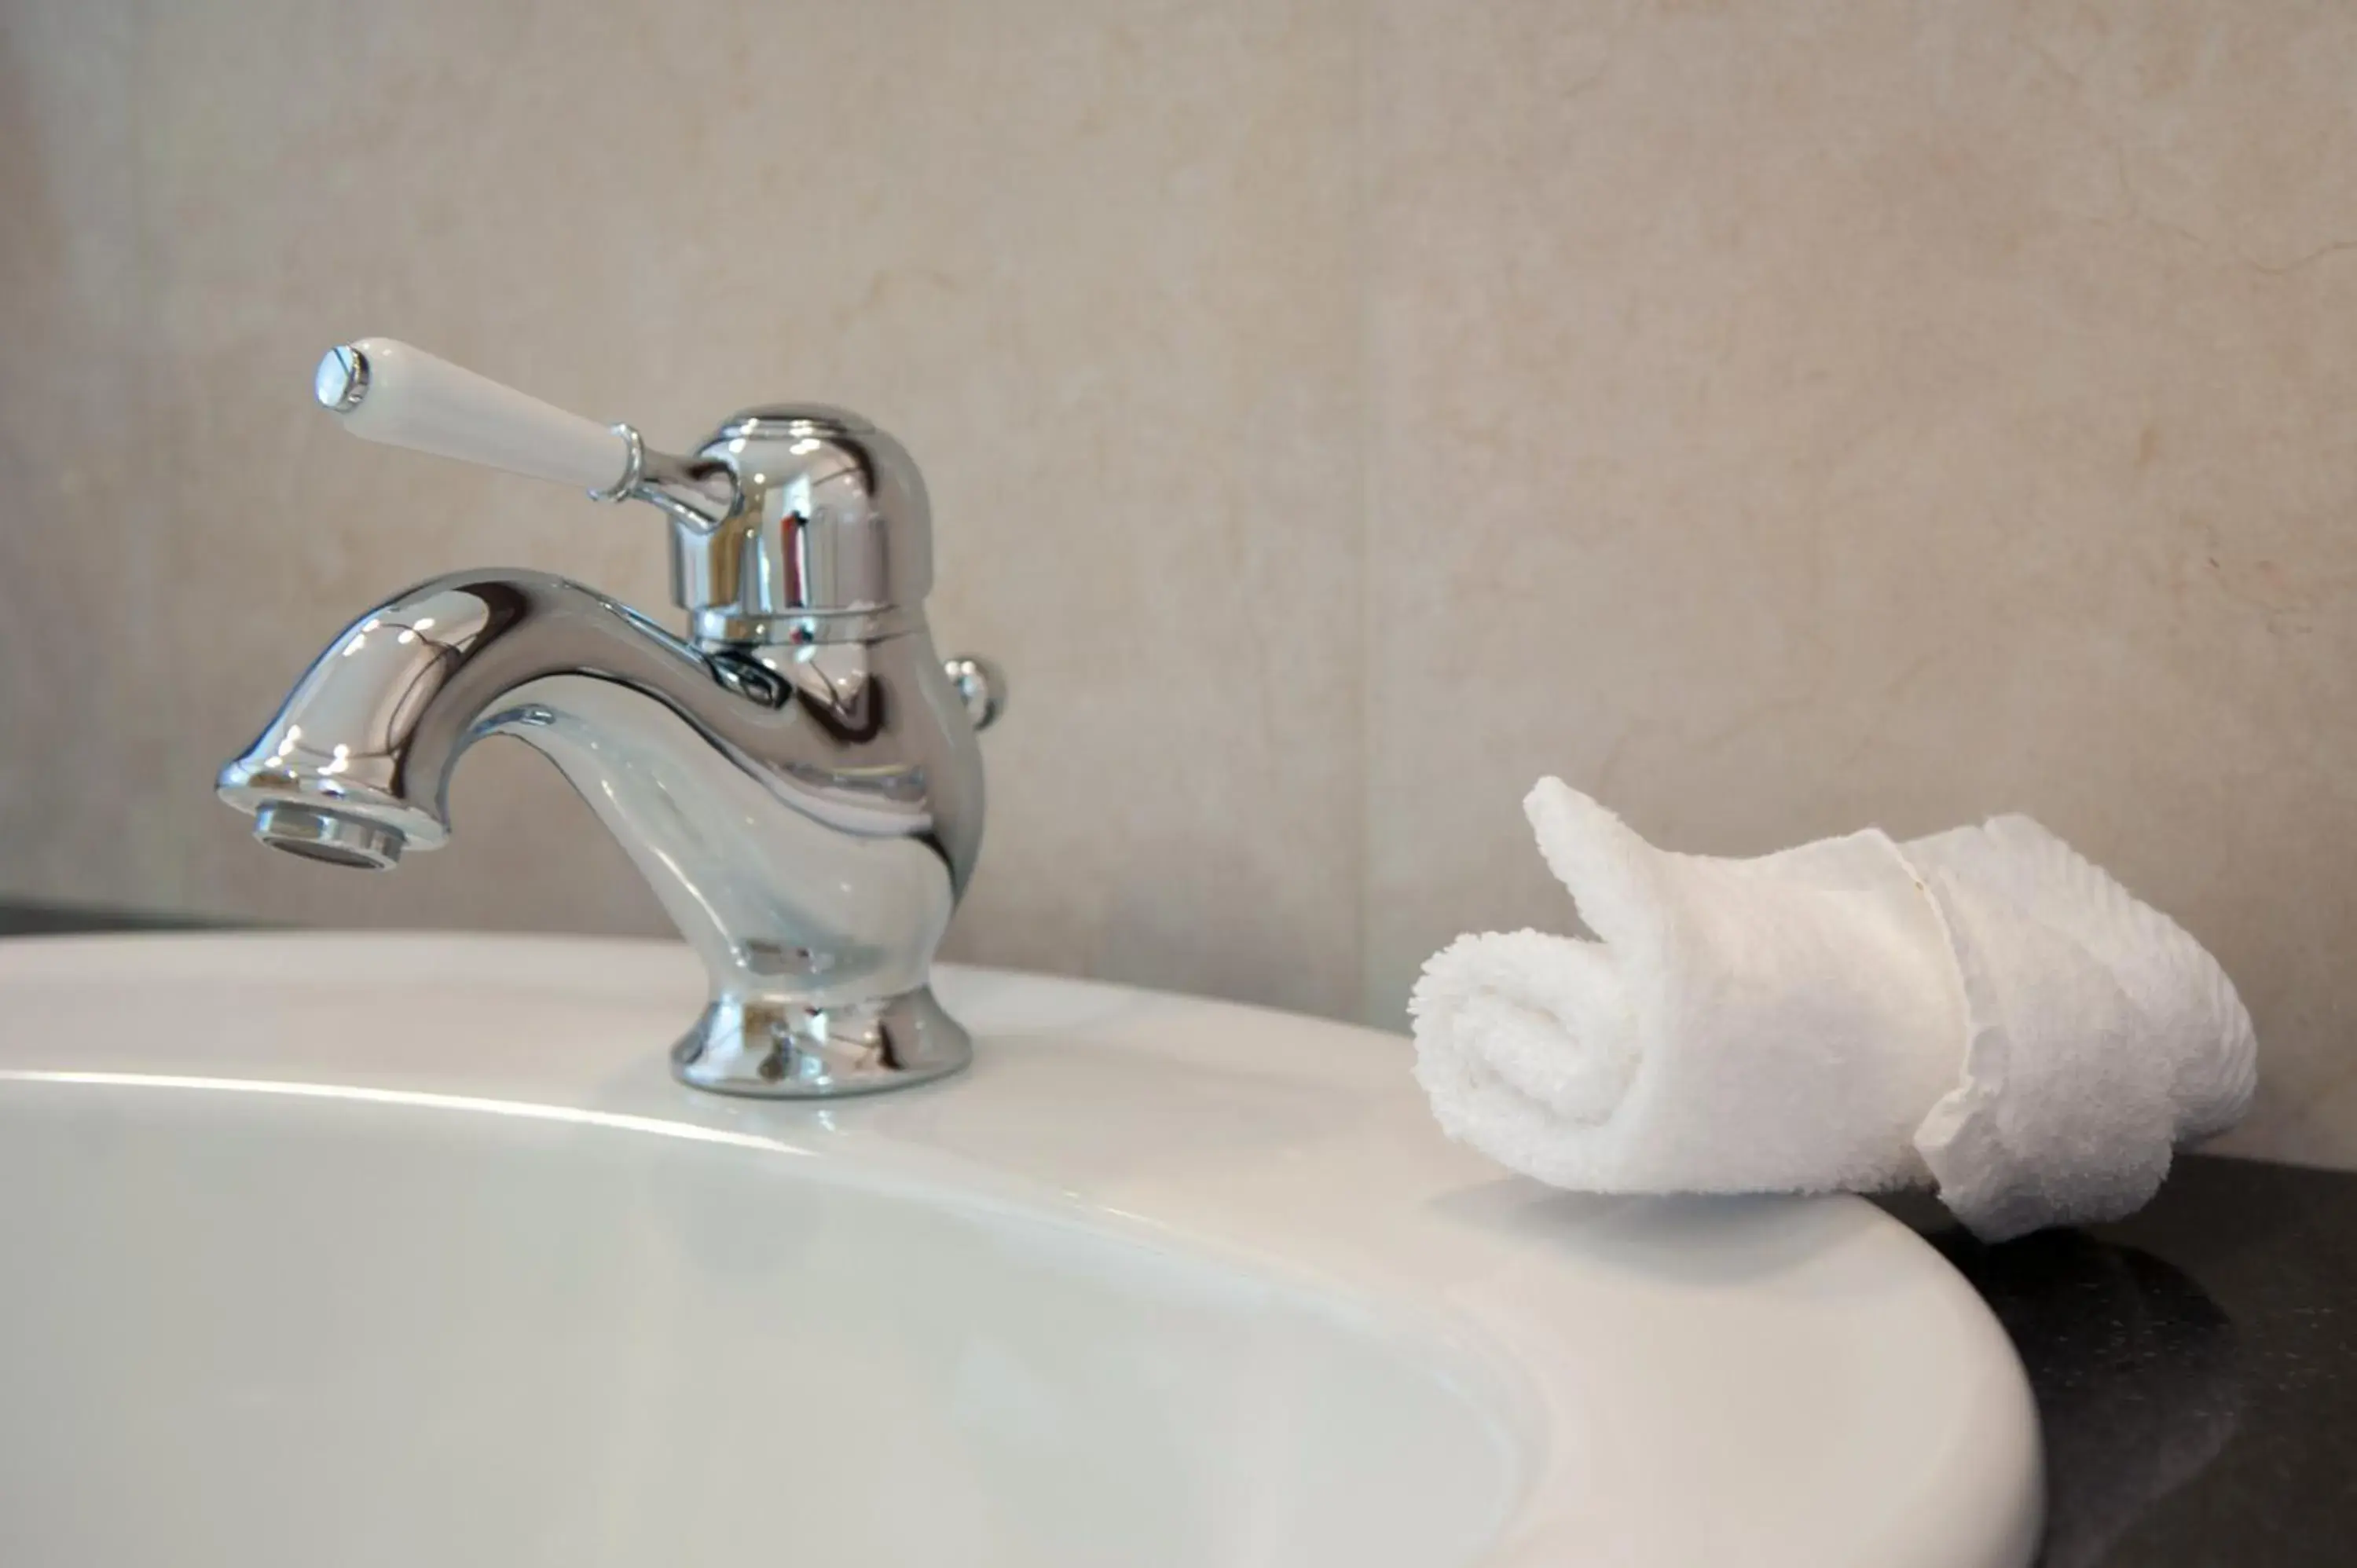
[1409,779,2256,1240]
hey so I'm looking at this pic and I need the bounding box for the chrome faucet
[218,339,1003,1097]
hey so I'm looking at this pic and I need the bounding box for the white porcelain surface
[327,336,633,492]
[0,934,2040,1566]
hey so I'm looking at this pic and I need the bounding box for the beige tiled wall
[6,2,2355,1163]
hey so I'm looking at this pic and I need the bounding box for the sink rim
[0,931,2042,1568]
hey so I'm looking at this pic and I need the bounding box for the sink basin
[0,934,2040,1566]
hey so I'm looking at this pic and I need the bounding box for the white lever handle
[313,338,632,494]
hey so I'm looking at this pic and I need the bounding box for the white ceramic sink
[0,934,2040,1566]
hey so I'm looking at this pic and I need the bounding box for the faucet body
[221,371,999,1096]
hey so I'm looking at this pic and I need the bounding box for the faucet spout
[219,568,987,1096]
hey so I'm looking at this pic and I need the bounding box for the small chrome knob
[943,656,1006,731]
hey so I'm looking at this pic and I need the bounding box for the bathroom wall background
[5,1,2354,1165]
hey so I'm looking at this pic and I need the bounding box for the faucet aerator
[252,802,406,871]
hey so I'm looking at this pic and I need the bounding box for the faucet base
[669,984,972,1098]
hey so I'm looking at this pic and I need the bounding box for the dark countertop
[4,905,2351,1565]
[1878,1166,2357,1566]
